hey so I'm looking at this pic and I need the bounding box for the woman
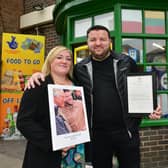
[17,46,73,168]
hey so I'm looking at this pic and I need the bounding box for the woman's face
[50,50,72,76]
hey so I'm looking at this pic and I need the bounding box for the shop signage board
[0,33,45,140]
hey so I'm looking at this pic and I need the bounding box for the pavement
[0,138,26,168]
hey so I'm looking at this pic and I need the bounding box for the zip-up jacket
[73,51,142,134]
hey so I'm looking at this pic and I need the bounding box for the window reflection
[122,38,143,63]
[146,39,166,63]
[74,18,92,37]
[94,12,114,31]
[76,49,89,63]
[158,94,168,118]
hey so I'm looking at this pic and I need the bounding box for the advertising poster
[0,33,45,140]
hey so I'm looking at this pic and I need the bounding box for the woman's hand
[62,145,75,156]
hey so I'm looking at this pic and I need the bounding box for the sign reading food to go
[0,33,45,139]
[1,33,45,91]
[2,33,45,74]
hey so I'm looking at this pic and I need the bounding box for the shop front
[52,0,168,167]
[53,0,168,124]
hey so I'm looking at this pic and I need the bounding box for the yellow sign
[0,93,22,135]
[2,33,45,75]
[0,33,45,138]
[1,33,45,92]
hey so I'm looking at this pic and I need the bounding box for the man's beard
[91,50,111,61]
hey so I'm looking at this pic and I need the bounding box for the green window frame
[120,8,168,127]
[66,5,168,127]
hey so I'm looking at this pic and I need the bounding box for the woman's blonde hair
[41,45,73,78]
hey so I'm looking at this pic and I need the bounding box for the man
[26,25,161,168]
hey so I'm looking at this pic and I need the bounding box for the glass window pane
[145,11,165,34]
[146,66,168,90]
[74,18,92,37]
[94,12,114,31]
[146,39,166,63]
[158,94,168,118]
[122,38,143,63]
[76,49,89,63]
[122,9,142,33]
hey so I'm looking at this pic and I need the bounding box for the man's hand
[25,72,45,90]
[149,105,162,120]
[67,100,86,132]
[61,100,86,132]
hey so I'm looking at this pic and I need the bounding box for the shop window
[158,94,168,118]
[145,11,165,34]
[122,38,143,63]
[146,39,166,63]
[74,18,92,37]
[74,45,89,64]
[122,9,142,33]
[94,12,114,31]
[146,66,168,91]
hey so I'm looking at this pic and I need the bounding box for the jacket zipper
[113,59,132,139]
[85,62,94,129]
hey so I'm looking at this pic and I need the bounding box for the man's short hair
[87,25,111,38]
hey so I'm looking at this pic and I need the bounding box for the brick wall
[24,0,56,13]
[0,0,23,56]
[140,126,168,168]
[22,0,61,56]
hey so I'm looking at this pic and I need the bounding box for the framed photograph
[48,84,90,151]
[126,72,157,116]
